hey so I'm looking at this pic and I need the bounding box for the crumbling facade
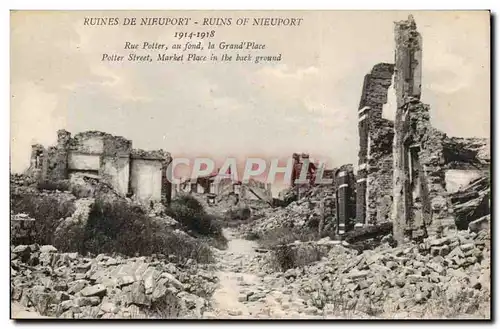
[28,130,173,205]
[356,63,395,227]
[175,174,273,204]
[391,15,424,242]
[291,153,318,199]
[355,15,490,244]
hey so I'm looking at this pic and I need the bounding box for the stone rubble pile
[267,229,490,318]
[245,185,336,235]
[11,244,219,319]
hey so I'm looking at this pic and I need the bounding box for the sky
[10,10,490,193]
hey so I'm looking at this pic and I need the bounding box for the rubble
[243,184,338,236]
[10,245,218,319]
[262,228,490,318]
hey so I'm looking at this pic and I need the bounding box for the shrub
[224,205,252,221]
[81,199,215,263]
[11,190,217,263]
[150,231,214,264]
[82,200,151,255]
[257,226,317,250]
[146,290,184,319]
[273,244,296,271]
[10,193,75,245]
[271,243,323,272]
[244,231,260,241]
[167,195,227,249]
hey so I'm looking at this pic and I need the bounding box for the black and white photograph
[9,10,491,320]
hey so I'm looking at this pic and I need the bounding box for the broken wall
[68,154,101,172]
[352,15,490,245]
[67,131,133,196]
[130,149,171,205]
[27,144,48,182]
[101,156,130,196]
[28,130,173,206]
[356,63,395,226]
[391,15,423,243]
[130,158,163,203]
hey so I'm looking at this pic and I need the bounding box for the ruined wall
[390,16,475,241]
[353,15,488,244]
[404,100,440,237]
[101,156,130,196]
[407,100,462,237]
[356,63,395,226]
[68,131,131,155]
[49,130,72,181]
[130,158,163,203]
[442,138,489,193]
[130,149,171,204]
[28,130,173,205]
[366,157,393,224]
[66,131,133,196]
[392,15,423,243]
[28,144,48,182]
[68,154,101,171]
[72,135,104,153]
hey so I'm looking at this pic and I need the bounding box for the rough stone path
[205,228,324,319]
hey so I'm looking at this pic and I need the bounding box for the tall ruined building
[392,15,423,243]
[356,63,394,228]
[355,15,488,245]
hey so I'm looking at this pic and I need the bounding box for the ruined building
[355,15,490,243]
[28,130,173,205]
[175,173,273,205]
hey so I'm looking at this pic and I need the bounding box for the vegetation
[167,194,227,249]
[271,243,323,271]
[36,180,71,192]
[256,226,318,250]
[11,189,217,263]
[10,192,75,246]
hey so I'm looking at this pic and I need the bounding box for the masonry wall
[67,131,133,196]
[68,153,100,171]
[408,101,455,237]
[356,63,395,226]
[101,156,130,196]
[72,136,104,153]
[130,158,163,203]
[353,15,488,244]
[28,144,48,182]
[30,130,172,206]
